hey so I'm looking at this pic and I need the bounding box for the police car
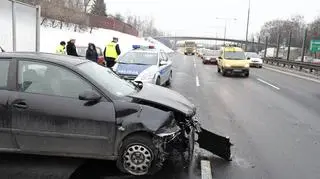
[113,45,173,86]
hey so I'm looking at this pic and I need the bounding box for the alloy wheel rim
[123,144,153,175]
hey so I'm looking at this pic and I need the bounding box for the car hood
[250,58,262,62]
[129,83,196,116]
[115,63,152,76]
[224,59,249,66]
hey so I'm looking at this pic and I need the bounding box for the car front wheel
[116,134,162,176]
[156,77,161,85]
[217,66,221,73]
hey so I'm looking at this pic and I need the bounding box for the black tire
[166,71,172,86]
[116,134,162,176]
[222,69,226,76]
[259,65,262,68]
[244,72,249,77]
[156,77,161,85]
[217,66,221,73]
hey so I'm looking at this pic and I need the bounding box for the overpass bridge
[153,36,277,51]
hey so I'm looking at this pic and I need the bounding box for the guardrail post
[287,31,292,61]
[300,29,308,70]
[264,36,268,58]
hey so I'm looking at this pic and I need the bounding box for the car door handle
[13,102,28,109]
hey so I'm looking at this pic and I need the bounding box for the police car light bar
[132,45,155,49]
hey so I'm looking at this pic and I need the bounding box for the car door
[10,59,116,157]
[0,59,17,150]
[159,52,171,84]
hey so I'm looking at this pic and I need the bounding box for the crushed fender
[198,127,233,161]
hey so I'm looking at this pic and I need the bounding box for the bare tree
[91,0,107,16]
[259,15,306,47]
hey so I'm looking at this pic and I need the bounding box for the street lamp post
[216,17,237,45]
[245,0,251,51]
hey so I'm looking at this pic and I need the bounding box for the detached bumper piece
[198,128,233,161]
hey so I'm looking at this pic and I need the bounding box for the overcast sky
[105,0,320,40]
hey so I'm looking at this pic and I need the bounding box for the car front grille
[119,74,137,80]
[231,66,245,69]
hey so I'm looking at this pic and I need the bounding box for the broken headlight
[155,119,181,138]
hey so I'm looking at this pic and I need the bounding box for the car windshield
[205,50,219,56]
[224,51,246,60]
[78,62,137,97]
[246,52,260,58]
[117,52,158,65]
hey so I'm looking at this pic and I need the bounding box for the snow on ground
[145,37,174,53]
[40,27,151,54]
[40,27,173,55]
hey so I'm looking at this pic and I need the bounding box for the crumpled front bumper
[154,116,232,163]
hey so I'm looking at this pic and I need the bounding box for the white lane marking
[264,66,320,84]
[193,58,196,64]
[257,78,280,90]
[201,160,212,179]
[194,63,197,68]
[196,76,200,87]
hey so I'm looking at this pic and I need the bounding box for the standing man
[55,41,66,54]
[66,39,79,57]
[104,37,121,68]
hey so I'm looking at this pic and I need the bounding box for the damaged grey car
[0,53,232,176]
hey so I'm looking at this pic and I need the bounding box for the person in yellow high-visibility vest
[104,37,121,68]
[55,41,66,55]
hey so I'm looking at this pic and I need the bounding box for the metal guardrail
[263,58,320,73]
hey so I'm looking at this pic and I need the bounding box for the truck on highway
[184,41,196,55]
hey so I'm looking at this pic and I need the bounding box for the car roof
[129,49,159,54]
[223,47,244,52]
[0,52,89,67]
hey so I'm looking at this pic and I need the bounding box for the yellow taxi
[217,46,250,77]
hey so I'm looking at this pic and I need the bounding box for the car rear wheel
[166,71,172,86]
[116,134,162,176]
[244,72,249,77]
[259,65,262,68]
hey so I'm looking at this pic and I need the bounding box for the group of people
[55,37,121,68]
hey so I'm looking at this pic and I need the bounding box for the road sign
[310,40,320,52]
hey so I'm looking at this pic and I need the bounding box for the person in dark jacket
[104,37,121,68]
[66,39,79,56]
[86,43,98,63]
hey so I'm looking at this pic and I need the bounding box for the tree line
[17,0,163,36]
[258,15,320,49]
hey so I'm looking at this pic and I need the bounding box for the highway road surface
[170,53,320,179]
[2,53,320,179]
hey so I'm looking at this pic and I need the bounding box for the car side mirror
[79,90,101,101]
[160,61,168,66]
[247,57,251,60]
[218,56,223,60]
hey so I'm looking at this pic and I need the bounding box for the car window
[18,60,95,99]
[117,52,158,65]
[0,61,10,89]
[224,51,246,60]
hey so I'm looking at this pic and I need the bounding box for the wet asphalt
[3,53,320,179]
